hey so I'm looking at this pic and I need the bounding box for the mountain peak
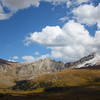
[65,52,96,68]
[0,53,100,80]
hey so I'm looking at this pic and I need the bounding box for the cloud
[8,59,16,62]
[25,25,66,46]
[8,56,19,62]
[59,16,69,22]
[22,54,50,62]
[0,13,12,20]
[44,0,90,6]
[0,4,13,20]
[66,0,89,8]
[25,20,97,62]
[22,56,35,62]
[0,0,40,20]
[73,4,100,29]
[0,0,90,20]
[1,0,40,11]
[12,56,19,60]
[26,20,93,46]
[94,31,100,51]
[35,54,50,60]
[0,4,4,13]
[76,0,89,4]
[8,56,18,62]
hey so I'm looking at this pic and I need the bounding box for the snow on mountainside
[77,53,100,68]
[65,53,96,68]
[0,53,100,80]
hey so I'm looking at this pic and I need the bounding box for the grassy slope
[0,69,100,100]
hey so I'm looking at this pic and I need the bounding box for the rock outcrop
[0,58,65,80]
[65,53,96,68]
[0,53,99,81]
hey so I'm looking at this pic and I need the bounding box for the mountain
[0,53,100,81]
[65,52,97,68]
[0,58,65,80]
[0,54,100,100]
[16,58,65,80]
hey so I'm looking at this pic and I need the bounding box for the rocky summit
[0,58,65,80]
[0,53,100,81]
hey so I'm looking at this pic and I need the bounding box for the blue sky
[0,0,100,62]
[0,2,66,61]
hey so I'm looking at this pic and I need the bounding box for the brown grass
[0,69,100,100]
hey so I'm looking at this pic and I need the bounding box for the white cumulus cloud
[22,56,35,62]
[12,56,19,60]
[25,25,66,46]
[73,4,100,29]
[25,20,97,62]
[1,0,40,11]
[0,13,12,20]
[0,4,12,20]
[0,0,90,20]
[22,54,50,62]
[8,56,19,62]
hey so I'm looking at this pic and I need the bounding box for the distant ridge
[0,53,99,81]
[0,58,10,63]
[0,58,18,63]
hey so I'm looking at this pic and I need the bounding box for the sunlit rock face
[0,58,65,80]
[0,53,100,81]
[65,53,96,68]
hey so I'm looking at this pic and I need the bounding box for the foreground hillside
[0,69,100,100]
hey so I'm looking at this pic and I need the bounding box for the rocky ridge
[0,53,99,80]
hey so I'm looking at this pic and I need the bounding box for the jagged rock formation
[0,58,65,80]
[65,53,96,68]
[16,59,65,80]
[0,53,100,81]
